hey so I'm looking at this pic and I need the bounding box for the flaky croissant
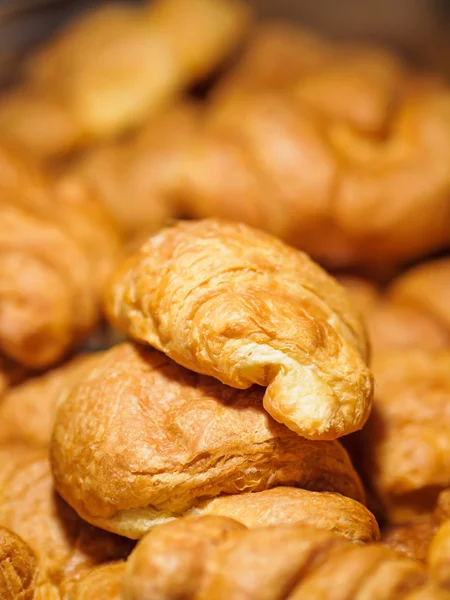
[360,350,450,523]
[69,102,200,239]
[0,0,249,161]
[0,526,39,600]
[51,342,365,539]
[123,516,449,600]
[0,445,134,593]
[0,353,97,448]
[0,145,119,368]
[189,487,379,543]
[179,26,450,269]
[105,219,372,440]
[381,520,439,564]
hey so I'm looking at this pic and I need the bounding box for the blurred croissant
[178,25,450,269]
[123,516,449,600]
[360,349,450,523]
[0,0,249,161]
[0,145,119,368]
[0,353,97,448]
[340,259,450,353]
[105,219,372,440]
[69,102,200,240]
[51,342,365,539]
[428,489,450,590]
[0,445,134,596]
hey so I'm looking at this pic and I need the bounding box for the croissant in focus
[0,527,39,600]
[360,350,450,523]
[0,0,249,161]
[179,25,450,269]
[105,219,372,440]
[123,516,449,600]
[51,342,365,539]
[0,445,134,594]
[0,145,119,368]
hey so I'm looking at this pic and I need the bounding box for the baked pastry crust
[51,342,365,539]
[180,25,450,268]
[0,353,97,448]
[0,446,133,589]
[0,527,38,600]
[0,145,119,368]
[190,487,379,543]
[0,0,249,160]
[361,350,450,523]
[123,516,449,600]
[105,219,372,440]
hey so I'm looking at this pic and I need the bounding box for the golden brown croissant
[105,219,372,440]
[429,521,450,591]
[0,353,97,448]
[69,102,200,239]
[179,26,450,269]
[0,145,119,368]
[0,526,39,600]
[60,562,124,600]
[381,520,439,564]
[190,487,379,543]
[339,275,450,353]
[360,349,450,523]
[123,516,449,600]
[0,0,249,160]
[51,342,365,539]
[0,445,134,591]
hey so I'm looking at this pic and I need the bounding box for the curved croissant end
[105,219,373,440]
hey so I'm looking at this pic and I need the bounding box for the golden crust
[190,487,379,543]
[389,258,450,336]
[51,342,365,538]
[123,516,448,600]
[70,102,200,239]
[0,145,119,368]
[0,527,39,600]
[0,446,134,588]
[436,489,450,523]
[361,350,450,523]
[60,562,124,600]
[0,0,249,160]
[340,275,450,353]
[105,219,372,440]
[429,521,450,590]
[381,520,438,563]
[0,353,97,448]
[180,26,450,268]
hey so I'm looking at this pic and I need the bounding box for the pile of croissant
[1,0,450,598]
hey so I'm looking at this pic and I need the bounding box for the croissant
[0,526,39,600]
[0,0,249,160]
[70,102,200,239]
[178,26,450,269]
[0,445,134,592]
[340,274,450,353]
[381,520,439,564]
[105,219,372,440]
[0,145,119,368]
[359,349,450,523]
[123,516,450,600]
[51,342,365,539]
[190,487,379,543]
[60,562,125,600]
[429,521,450,591]
[0,353,97,448]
